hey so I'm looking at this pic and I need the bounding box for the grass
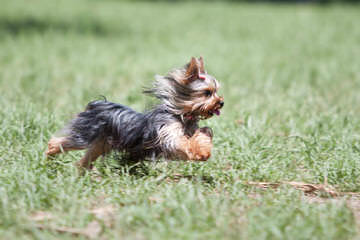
[0,0,360,239]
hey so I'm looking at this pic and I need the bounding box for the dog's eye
[204,90,212,97]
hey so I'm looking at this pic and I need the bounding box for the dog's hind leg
[75,139,112,171]
[46,136,86,156]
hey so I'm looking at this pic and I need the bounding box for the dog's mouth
[202,107,221,119]
[209,108,221,116]
[187,104,223,120]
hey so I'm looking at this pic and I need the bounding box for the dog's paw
[190,129,213,161]
[198,127,213,139]
[193,146,212,161]
[46,137,64,156]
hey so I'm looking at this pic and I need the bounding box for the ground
[0,0,360,239]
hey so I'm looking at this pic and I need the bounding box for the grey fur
[55,62,221,162]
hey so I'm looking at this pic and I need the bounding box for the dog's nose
[219,101,224,108]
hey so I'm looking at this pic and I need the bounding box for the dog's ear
[184,57,201,84]
[198,56,205,74]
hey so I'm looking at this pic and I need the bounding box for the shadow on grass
[45,151,216,187]
[97,153,217,186]
[165,173,216,186]
[0,16,129,37]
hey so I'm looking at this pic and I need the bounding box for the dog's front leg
[159,122,213,161]
[177,127,213,161]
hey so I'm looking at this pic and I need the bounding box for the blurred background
[1,1,360,239]
[1,0,359,115]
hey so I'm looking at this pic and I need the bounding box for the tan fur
[177,128,213,161]
[184,57,200,84]
[46,137,110,173]
[46,137,84,156]
[198,56,205,73]
[76,140,111,171]
[157,121,212,161]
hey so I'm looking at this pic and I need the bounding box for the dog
[46,57,224,170]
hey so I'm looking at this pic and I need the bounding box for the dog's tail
[46,100,136,156]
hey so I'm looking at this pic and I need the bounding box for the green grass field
[1,0,360,239]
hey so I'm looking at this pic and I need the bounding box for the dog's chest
[183,121,199,137]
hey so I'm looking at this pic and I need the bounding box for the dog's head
[147,57,224,120]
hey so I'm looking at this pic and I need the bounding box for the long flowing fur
[47,57,224,165]
[62,100,192,160]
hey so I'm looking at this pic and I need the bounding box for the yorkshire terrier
[46,57,224,170]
